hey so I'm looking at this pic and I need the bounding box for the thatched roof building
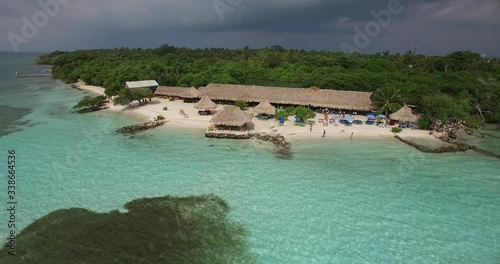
[180,87,200,99]
[154,86,188,97]
[390,105,419,122]
[194,95,217,110]
[199,83,373,111]
[125,80,159,92]
[125,80,159,89]
[253,99,276,115]
[211,106,252,127]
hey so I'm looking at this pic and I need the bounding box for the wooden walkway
[15,73,52,78]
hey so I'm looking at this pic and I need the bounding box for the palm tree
[372,87,403,116]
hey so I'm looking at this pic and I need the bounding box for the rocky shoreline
[77,106,108,114]
[394,135,470,153]
[117,120,167,134]
[205,131,289,146]
[206,131,292,159]
[394,134,500,159]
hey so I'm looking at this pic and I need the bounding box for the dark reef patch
[0,105,32,137]
[0,194,255,264]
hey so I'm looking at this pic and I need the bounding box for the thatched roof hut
[154,86,188,97]
[253,99,276,115]
[194,95,217,110]
[211,106,252,127]
[390,105,419,122]
[180,87,200,99]
[199,83,373,111]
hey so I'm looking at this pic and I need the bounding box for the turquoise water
[1,53,500,263]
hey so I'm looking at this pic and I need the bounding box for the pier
[15,73,52,78]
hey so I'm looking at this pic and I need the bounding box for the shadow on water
[0,105,32,137]
[0,194,256,264]
[273,144,294,160]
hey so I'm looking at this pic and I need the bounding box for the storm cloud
[0,0,499,55]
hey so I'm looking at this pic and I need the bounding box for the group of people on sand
[320,108,353,119]
[310,122,353,139]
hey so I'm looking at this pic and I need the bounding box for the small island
[35,45,499,157]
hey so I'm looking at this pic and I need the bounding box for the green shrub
[392,127,402,133]
[418,118,432,130]
[275,109,288,120]
[168,97,175,101]
[285,106,296,116]
[156,115,165,120]
[294,106,316,121]
[234,100,248,110]
[163,106,168,111]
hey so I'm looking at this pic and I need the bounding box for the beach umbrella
[194,95,217,110]
[253,99,276,115]
[345,116,354,120]
[367,114,376,119]
[377,114,386,119]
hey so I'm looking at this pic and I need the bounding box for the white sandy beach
[73,81,441,142]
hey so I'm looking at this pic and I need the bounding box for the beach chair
[279,117,285,126]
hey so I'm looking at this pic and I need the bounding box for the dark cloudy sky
[1,0,499,56]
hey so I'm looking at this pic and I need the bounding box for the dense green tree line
[37,44,500,125]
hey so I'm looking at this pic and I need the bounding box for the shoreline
[72,81,444,144]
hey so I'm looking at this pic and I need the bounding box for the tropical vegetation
[113,88,154,107]
[72,95,107,113]
[37,45,500,127]
[234,100,248,110]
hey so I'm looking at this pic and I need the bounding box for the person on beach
[322,129,326,138]
[350,132,354,139]
[310,123,313,132]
